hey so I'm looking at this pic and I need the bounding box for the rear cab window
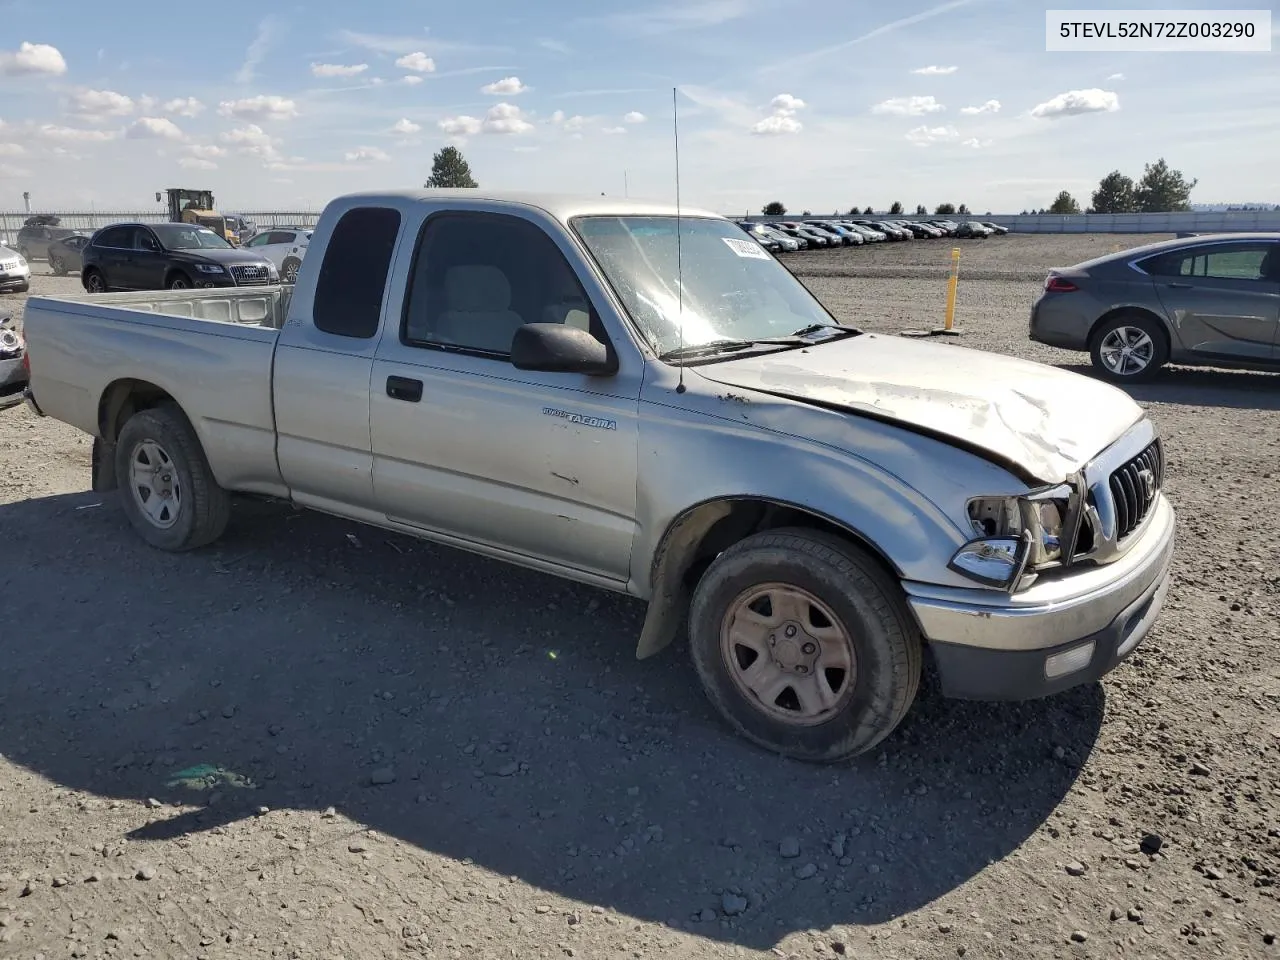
[313,207,402,339]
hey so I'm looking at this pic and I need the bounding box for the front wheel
[167,273,192,290]
[115,404,231,551]
[689,528,922,763]
[281,257,301,284]
[1089,312,1169,383]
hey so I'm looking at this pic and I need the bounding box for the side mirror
[511,323,617,376]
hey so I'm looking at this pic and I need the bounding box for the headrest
[444,265,512,312]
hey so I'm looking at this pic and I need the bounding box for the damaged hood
[694,333,1144,484]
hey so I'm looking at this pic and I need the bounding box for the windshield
[153,224,233,250]
[573,215,839,356]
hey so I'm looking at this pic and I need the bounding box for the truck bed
[22,286,293,497]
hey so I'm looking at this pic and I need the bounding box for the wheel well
[635,497,900,660]
[164,267,191,285]
[98,379,176,444]
[1087,306,1170,352]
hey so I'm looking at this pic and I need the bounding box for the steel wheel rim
[1099,326,1154,375]
[720,582,857,727]
[129,439,182,530]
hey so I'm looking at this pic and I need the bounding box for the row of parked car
[0,215,313,293]
[735,217,1009,252]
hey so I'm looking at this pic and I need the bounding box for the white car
[241,227,311,283]
[0,245,31,294]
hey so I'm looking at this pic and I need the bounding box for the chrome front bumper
[904,496,1175,700]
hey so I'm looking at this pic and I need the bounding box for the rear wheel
[17,246,31,261]
[688,528,922,763]
[1089,312,1169,382]
[83,269,107,293]
[114,404,231,551]
[281,257,301,284]
[49,254,66,276]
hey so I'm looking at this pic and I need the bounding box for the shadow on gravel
[0,492,1103,949]
[1062,362,1280,411]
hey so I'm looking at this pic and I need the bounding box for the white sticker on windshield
[722,237,772,260]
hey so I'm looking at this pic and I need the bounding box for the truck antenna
[673,86,686,395]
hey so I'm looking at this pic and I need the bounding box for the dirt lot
[2,236,1278,960]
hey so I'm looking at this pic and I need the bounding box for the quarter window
[401,212,602,357]
[1142,243,1273,281]
[313,207,402,339]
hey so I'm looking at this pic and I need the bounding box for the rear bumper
[905,497,1176,701]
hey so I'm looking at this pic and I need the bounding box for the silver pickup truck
[22,190,1176,763]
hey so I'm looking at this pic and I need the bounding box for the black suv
[80,222,279,293]
[17,215,85,261]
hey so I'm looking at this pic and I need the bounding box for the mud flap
[92,437,118,492]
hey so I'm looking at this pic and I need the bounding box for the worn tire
[1089,311,1169,383]
[115,403,231,551]
[689,528,922,763]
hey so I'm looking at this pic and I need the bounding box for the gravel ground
[2,238,1278,959]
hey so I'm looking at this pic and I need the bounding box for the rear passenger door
[1144,241,1280,362]
[273,206,403,518]
[369,209,642,584]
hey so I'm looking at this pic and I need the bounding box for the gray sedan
[1029,233,1280,381]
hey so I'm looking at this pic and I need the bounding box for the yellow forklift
[158,188,240,245]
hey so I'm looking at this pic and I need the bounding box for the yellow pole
[944,247,960,330]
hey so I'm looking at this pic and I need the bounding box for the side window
[96,226,129,248]
[313,207,402,339]
[1145,244,1271,281]
[402,212,599,357]
[246,234,270,247]
[134,229,160,252]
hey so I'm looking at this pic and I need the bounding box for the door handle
[386,375,423,403]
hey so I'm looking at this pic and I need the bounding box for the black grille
[230,264,270,286]
[1108,439,1163,541]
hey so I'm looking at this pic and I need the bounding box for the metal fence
[0,210,322,247]
[740,209,1280,234]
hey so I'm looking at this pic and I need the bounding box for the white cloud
[184,144,226,160]
[396,52,436,73]
[481,76,528,95]
[0,41,67,76]
[69,89,135,119]
[370,77,385,86]
[138,95,159,113]
[344,145,390,162]
[179,157,218,170]
[127,117,185,141]
[550,110,590,132]
[602,126,628,135]
[872,95,945,116]
[623,111,646,123]
[0,163,32,178]
[34,124,118,143]
[390,118,421,135]
[752,113,803,135]
[1030,88,1119,119]
[217,95,299,121]
[401,75,424,85]
[163,97,205,118]
[311,62,369,78]
[439,115,482,137]
[962,137,992,148]
[1107,72,1126,81]
[235,17,281,85]
[750,92,806,134]
[482,102,533,134]
[912,65,958,75]
[0,143,26,156]
[219,123,282,161]
[905,124,959,145]
[959,99,1001,115]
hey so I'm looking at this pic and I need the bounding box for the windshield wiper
[659,339,763,361]
[786,322,859,339]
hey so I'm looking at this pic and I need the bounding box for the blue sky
[0,0,1277,214]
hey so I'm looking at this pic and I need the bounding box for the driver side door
[370,209,642,583]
